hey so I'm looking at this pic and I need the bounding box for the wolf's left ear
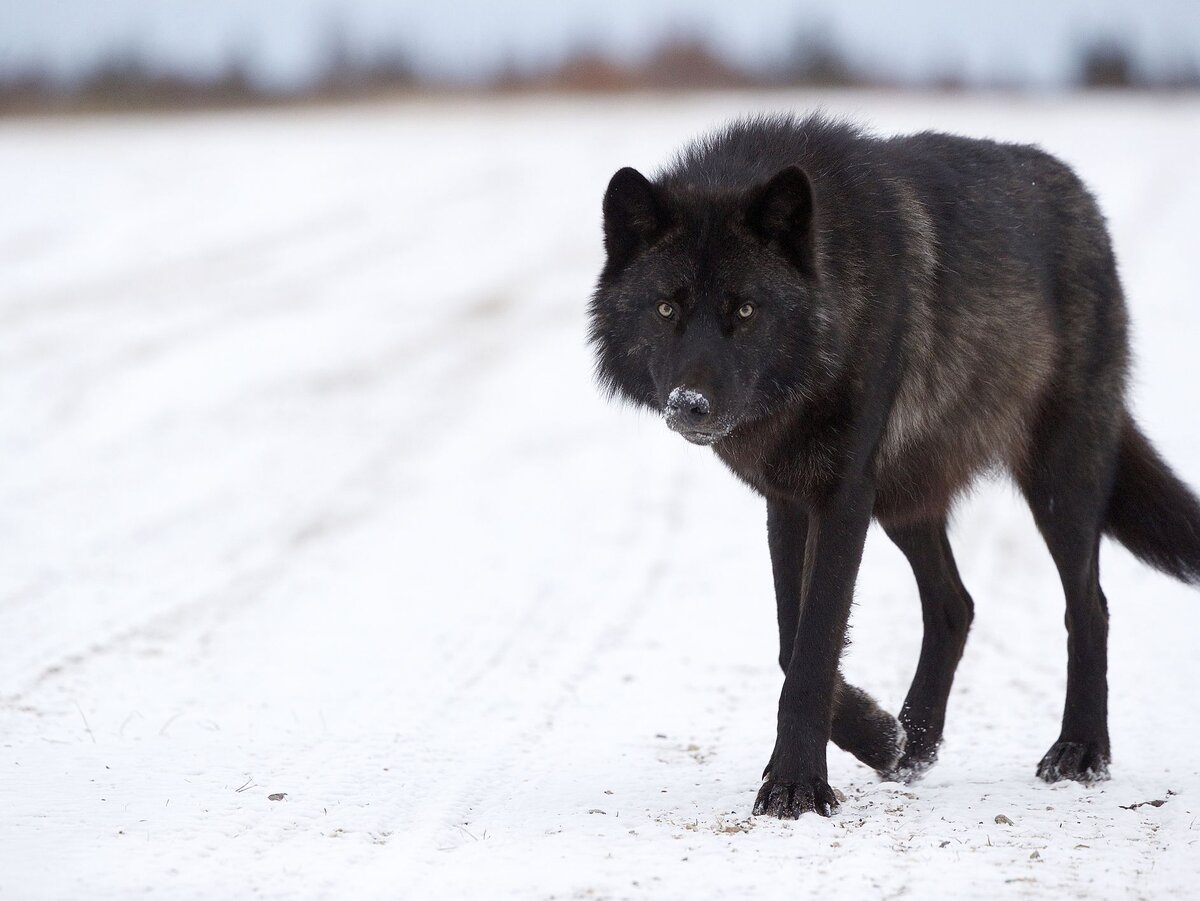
[603,167,669,266]
[746,166,816,278]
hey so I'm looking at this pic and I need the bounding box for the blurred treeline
[3,30,1198,116]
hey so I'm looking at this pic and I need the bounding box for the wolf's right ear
[603,167,669,265]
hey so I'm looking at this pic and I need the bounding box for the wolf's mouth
[666,421,732,446]
[681,431,723,446]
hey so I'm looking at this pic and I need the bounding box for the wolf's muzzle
[665,387,729,444]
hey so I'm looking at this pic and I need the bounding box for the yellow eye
[738,302,755,319]
[657,302,675,319]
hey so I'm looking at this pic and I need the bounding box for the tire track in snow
[383,466,689,878]
[0,254,568,702]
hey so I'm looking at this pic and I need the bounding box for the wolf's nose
[667,387,711,428]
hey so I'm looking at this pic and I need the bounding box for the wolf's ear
[745,166,816,277]
[603,167,669,265]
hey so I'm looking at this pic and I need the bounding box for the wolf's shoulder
[659,112,875,191]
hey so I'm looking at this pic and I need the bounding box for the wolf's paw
[852,716,907,776]
[831,681,906,774]
[884,728,937,783]
[753,774,839,819]
[885,749,937,785]
[1036,740,1111,785]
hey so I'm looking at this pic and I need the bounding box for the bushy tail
[1105,418,1200,584]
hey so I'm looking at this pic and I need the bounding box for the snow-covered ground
[2,93,1199,899]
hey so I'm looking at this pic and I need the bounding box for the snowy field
[2,93,1199,899]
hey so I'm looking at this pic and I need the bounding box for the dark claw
[1036,739,1111,784]
[753,776,840,819]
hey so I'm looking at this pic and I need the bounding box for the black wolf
[588,113,1200,819]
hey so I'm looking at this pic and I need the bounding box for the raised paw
[1036,739,1111,785]
[831,681,906,775]
[753,775,839,819]
[888,758,931,787]
[884,728,937,784]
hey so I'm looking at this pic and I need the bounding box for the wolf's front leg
[768,498,904,776]
[755,486,875,818]
[762,675,906,782]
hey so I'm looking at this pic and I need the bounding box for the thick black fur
[589,113,1200,819]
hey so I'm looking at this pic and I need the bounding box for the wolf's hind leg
[1021,409,1119,784]
[882,517,975,781]
[767,499,905,776]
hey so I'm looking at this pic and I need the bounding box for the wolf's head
[588,166,841,445]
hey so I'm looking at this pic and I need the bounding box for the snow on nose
[666,386,712,428]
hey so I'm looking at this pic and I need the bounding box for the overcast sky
[3,0,1199,87]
